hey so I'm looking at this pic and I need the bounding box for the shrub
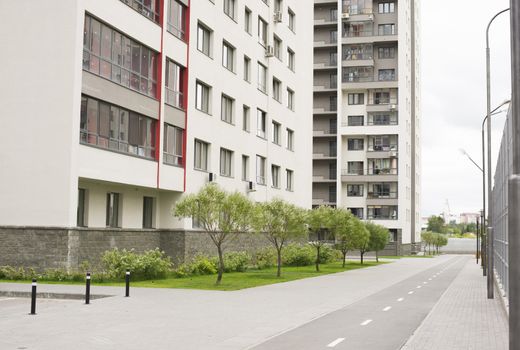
[282,244,315,266]
[101,248,172,280]
[222,251,251,272]
[253,247,277,269]
[190,255,218,275]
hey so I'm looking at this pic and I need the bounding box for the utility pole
[509,0,520,348]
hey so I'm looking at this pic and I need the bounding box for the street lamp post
[486,7,510,300]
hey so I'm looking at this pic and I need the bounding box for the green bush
[190,255,218,275]
[222,251,251,272]
[282,244,315,266]
[101,248,172,280]
[318,245,338,264]
[253,247,277,269]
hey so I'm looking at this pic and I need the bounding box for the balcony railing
[368,97,398,105]
[342,29,398,38]
[341,168,398,176]
[367,144,398,152]
[341,6,374,16]
[367,191,398,199]
[367,113,398,126]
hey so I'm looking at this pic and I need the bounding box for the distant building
[459,213,480,225]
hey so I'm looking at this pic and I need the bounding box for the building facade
[0,0,312,266]
[313,0,421,253]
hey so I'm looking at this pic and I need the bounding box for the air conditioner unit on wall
[273,11,282,23]
[209,173,217,182]
[342,12,350,19]
[265,45,275,58]
[390,104,397,111]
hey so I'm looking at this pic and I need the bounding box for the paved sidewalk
[401,259,509,350]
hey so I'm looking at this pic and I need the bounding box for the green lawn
[0,261,386,291]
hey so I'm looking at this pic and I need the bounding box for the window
[288,8,295,32]
[243,105,250,132]
[257,62,267,93]
[258,17,268,46]
[256,155,266,185]
[369,112,398,125]
[274,0,282,12]
[272,121,281,145]
[271,165,281,188]
[167,0,186,40]
[163,123,184,166]
[373,91,391,104]
[257,109,267,138]
[273,78,281,101]
[329,184,337,203]
[222,41,235,72]
[378,2,395,13]
[195,81,211,113]
[120,0,160,23]
[194,139,209,171]
[80,95,156,159]
[220,148,233,177]
[348,93,364,105]
[143,196,154,229]
[343,44,373,60]
[378,46,396,59]
[287,88,294,110]
[286,169,294,191]
[274,36,282,59]
[378,69,396,81]
[367,206,398,220]
[330,96,337,111]
[287,128,294,150]
[347,185,364,197]
[330,8,338,21]
[77,188,87,227]
[347,161,364,175]
[244,7,252,33]
[287,48,295,71]
[242,155,249,181]
[349,208,364,219]
[165,60,185,109]
[197,23,212,56]
[244,56,251,82]
[223,0,236,19]
[378,24,396,35]
[330,30,338,43]
[221,94,234,124]
[348,115,364,126]
[348,138,364,151]
[83,16,158,97]
[106,192,120,228]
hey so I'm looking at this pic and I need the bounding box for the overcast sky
[421,0,512,217]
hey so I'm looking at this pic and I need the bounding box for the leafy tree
[334,210,369,267]
[252,199,307,277]
[366,222,390,262]
[433,233,448,254]
[427,215,446,234]
[307,206,335,272]
[421,231,435,254]
[173,184,253,284]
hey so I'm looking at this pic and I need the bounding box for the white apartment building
[313,0,421,253]
[0,1,312,236]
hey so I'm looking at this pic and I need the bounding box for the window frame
[219,147,234,177]
[194,139,210,171]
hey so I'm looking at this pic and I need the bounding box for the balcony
[312,198,337,207]
[367,206,398,220]
[314,83,337,93]
[341,6,374,22]
[314,15,338,27]
[341,168,398,182]
[366,191,398,206]
[367,112,398,126]
[314,38,338,48]
[342,28,398,45]
[313,128,337,137]
[314,60,337,70]
[313,175,337,183]
[366,96,398,112]
[313,152,338,160]
[313,106,337,115]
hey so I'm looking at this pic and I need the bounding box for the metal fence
[492,108,513,297]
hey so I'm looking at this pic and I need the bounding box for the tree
[334,210,369,267]
[427,215,446,234]
[433,233,448,254]
[252,199,306,277]
[173,184,253,284]
[307,206,335,272]
[421,231,435,255]
[366,222,389,262]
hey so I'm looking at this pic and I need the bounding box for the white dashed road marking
[408,291,414,295]
[397,298,404,302]
[360,319,373,326]
[383,306,392,312]
[327,338,345,348]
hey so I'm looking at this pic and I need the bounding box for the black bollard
[85,272,91,305]
[30,279,37,315]
[125,270,130,297]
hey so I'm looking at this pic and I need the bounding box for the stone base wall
[0,227,274,271]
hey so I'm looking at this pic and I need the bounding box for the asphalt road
[253,255,468,350]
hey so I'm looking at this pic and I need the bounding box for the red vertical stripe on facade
[156,0,165,188]
[182,0,190,192]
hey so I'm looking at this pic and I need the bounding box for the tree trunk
[360,251,364,264]
[342,251,347,268]
[315,246,320,272]
[276,247,282,277]
[216,244,224,285]
[376,250,379,263]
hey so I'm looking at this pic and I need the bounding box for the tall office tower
[313,0,421,254]
[0,0,312,267]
